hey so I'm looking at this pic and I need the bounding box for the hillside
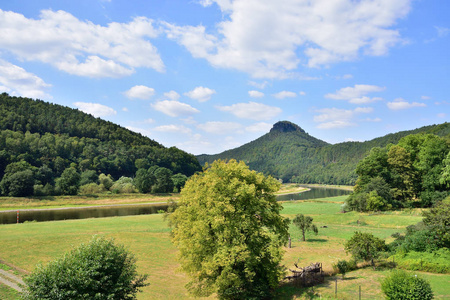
[0,93,201,180]
[197,121,450,185]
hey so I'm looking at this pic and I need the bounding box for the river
[0,187,351,224]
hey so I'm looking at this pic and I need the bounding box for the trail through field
[0,269,23,292]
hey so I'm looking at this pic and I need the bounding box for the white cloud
[421,95,431,100]
[122,107,128,112]
[325,84,385,104]
[0,59,51,99]
[246,122,272,133]
[152,100,200,117]
[165,0,411,78]
[164,90,180,100]
[387,98,426,110]
[248,90,264,98]
[0,9,164,78]
[73,102,117,118]
[436,26,450,38]
[273,91,297,99]
[437,113,446,118]
[314,107,372,129]
[184,86,216,102]
[299,91,306,96]
[124,85,155,99]
[248,81,269,89]
[364,117,382,122]
[154,124,192,134]
[125,126,152,137]
[217,101,282,121]
[197,121,242,134]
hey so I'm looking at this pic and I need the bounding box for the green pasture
[0,197,448,299]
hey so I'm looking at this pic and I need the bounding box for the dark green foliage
[0,161,36,196]
[422,201,450,248]
[134,169,156,193]
[79,170,99,186]
[347,133,450,211]
[22,236,148,300]
[0,169,34,197]
[345,231,386,267]
[381,270,433,300]
[56,167,80,195]
[292,214,318,241]
[0,93,201,196]
[152,167,173,193]
[197,120,450,185]
[171,173,188,192]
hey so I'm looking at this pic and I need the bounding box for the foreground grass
[0,193,179,211]
[0,197,447,299]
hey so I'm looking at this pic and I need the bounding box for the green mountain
[0,93,201,180]
[197,121,450,185]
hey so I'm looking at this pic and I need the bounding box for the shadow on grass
[275,277,332,299]
[306,238,328,243]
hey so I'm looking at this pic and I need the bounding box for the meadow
[0,195,448,299]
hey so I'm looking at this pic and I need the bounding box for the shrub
[79,183,106,194]
[22,236,148,300]
[391,249,450,274]
[332,260,349,279]
[381,270,433,300]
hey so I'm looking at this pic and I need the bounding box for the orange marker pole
[17,210,19,224]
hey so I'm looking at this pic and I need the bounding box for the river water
[0,187,351,224]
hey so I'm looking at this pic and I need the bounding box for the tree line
[346,133,450,211]
[0,93,201,197]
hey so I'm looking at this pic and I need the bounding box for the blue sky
[0,0,448,155]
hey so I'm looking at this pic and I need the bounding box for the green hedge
[391,248,450,273]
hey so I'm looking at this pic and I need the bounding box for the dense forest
[197,121,450,185]
[346,133,450,210]
[0,93,202,196]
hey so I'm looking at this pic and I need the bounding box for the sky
[0,0,448,155]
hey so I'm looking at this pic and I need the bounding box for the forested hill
[197,120,450,185]
[0,93,201,179]
[0,93,160,147]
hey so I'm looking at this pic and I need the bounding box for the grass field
[0,195,448,299]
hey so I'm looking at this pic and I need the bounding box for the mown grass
[0,284,19,300]
[0,197,448,299]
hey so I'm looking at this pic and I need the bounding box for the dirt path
[0,269,24,292]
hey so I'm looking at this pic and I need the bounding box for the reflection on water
[276,187,351,201]
[0,204,168,224]
[0,188,351,224]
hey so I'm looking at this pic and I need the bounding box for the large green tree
[22,236,148,300]
[170,160,289,299]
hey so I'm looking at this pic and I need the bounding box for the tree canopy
[347,133,450,211]
[22,236,148,300]
[169,159,289,299]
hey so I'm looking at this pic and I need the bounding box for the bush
[22,236,148,300]
[391,249,450,273]
[332,260,349,279]
[110,177,136,193]
[381,269,433,300]
[79,183,107,194]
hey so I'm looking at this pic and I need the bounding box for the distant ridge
[0,93,202,179]
[197,120,450,185]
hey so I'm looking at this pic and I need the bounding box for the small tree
[22,236,148,300]
[345,231,386,268]
[381,270,433,300]
[56,167,81,195]
[293,214,318,241]
[333,260,349,279]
